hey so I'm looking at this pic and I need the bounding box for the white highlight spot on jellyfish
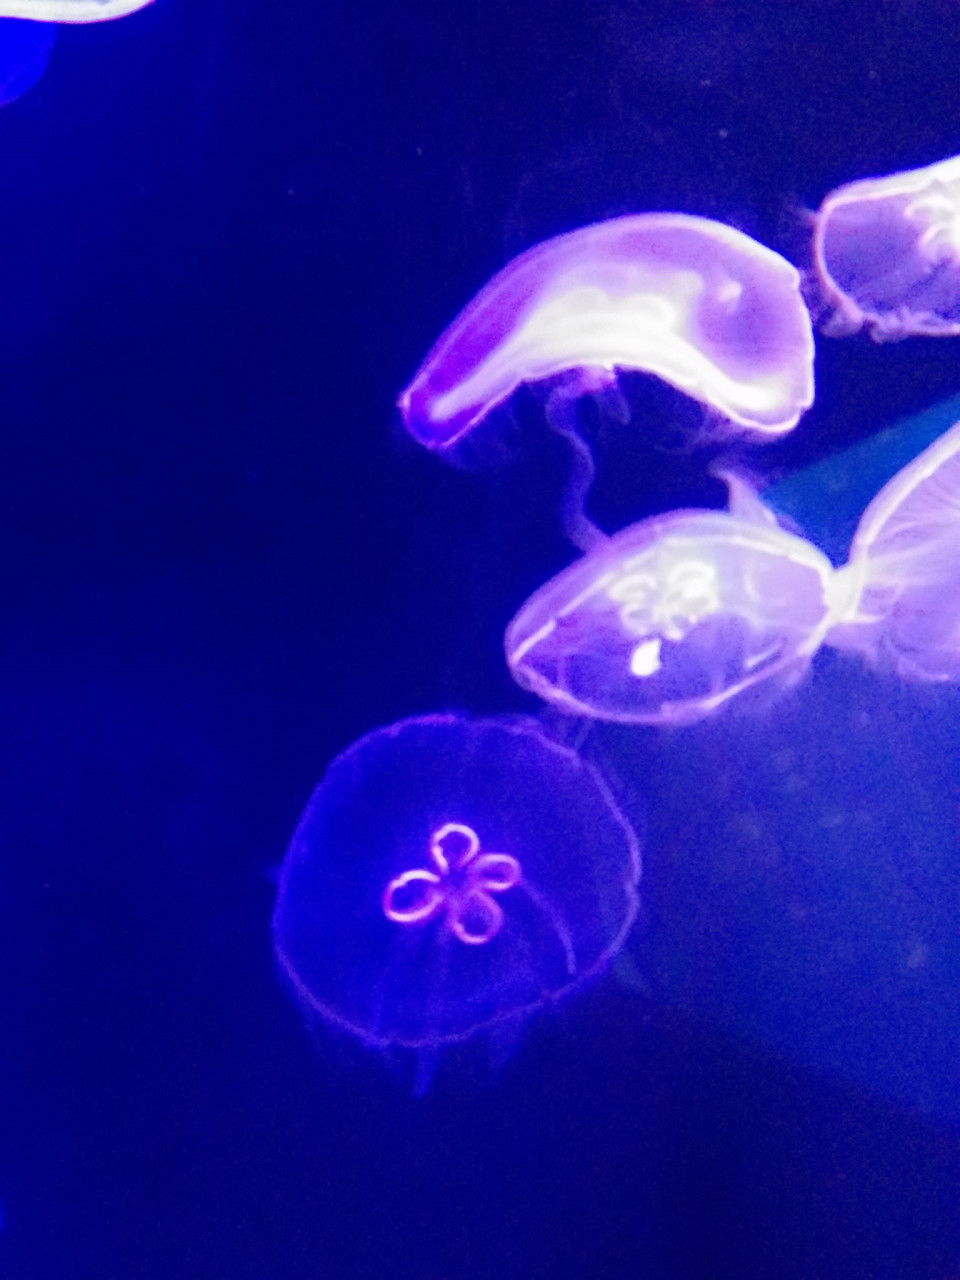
[814,153,960,339]
[629,638,662,678]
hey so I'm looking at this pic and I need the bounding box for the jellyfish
[273,713,641,1053]
[505,480,842,726]
[827,418,960,682]
[0,18,54,107]
[0,0,150,19]
[399,214,815,548]
[813,153,960,340]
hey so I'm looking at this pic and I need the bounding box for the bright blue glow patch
[0,18,54,108]
[761,391,960,564]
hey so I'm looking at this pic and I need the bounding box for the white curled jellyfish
[273,714,640,1058]
[0,0,150,18]
[827,419,960,682]
[399,214,815,548]
[813,153,960,340]
[505,479,842,726]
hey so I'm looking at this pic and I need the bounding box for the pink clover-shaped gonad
[382,822,522,945]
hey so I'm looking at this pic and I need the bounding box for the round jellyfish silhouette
[399,212,816,452]
[0,0,150,18]
[813,152,960,340]
[505,484,842,726]
[273,713,641,1049]
[828,417,960,682]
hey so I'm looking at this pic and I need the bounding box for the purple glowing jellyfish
[273,714,641,1049]
[399,213,816,452]
[505,482,840,726]
[0,0,150,18]
[813,153,960,340]
[827,418,960,681]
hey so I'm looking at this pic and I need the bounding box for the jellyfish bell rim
[272,711,643,1051]
[0,0,152,19]
[813,153,960,340]
[505,509,839,727]
[398,211,816,452]
[848,417,960,565]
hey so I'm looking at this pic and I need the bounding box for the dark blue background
[2,1,960,1276]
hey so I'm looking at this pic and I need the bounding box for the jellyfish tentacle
[544,380,609,553]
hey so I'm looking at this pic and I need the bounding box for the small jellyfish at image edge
[813,153,960,340]
[0,0,150,19]
[505,478,844,726]
[0,18,55,107]
[399,213,815,457]
[827,417,960,682]
[272,713,641,1053]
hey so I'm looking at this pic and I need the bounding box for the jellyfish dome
[273,713,641,1049]
[813,153,960,340]
[828,418,960,682]
[399,213,815,451]
[505,500,839,726]
[0,0,150,19]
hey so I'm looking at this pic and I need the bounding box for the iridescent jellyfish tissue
[273,714,641,1051]
[400,214,815,451]
[828,418,960,682]
[505,481,843,726]
[814,153,960,339]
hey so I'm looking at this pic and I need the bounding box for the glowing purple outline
[399,212,815,448]
[382,821,522,946]
[814,153,960,339]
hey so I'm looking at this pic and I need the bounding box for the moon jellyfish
[0,18,54,107]
[399,213,816,451]
[0,0,150,19]
[814,153,960,339]
[828,418,960,682]
[273,714,641,1050]
[505,488,840,726]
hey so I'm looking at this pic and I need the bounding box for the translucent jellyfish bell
[399,213,816,449]
[828,418,960,681]
[505,488,839,726]
[273,714,641,1050]
[0,0,150,19]
[814,153,960,339]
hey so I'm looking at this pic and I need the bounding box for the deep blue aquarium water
[2,2,960,1278]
